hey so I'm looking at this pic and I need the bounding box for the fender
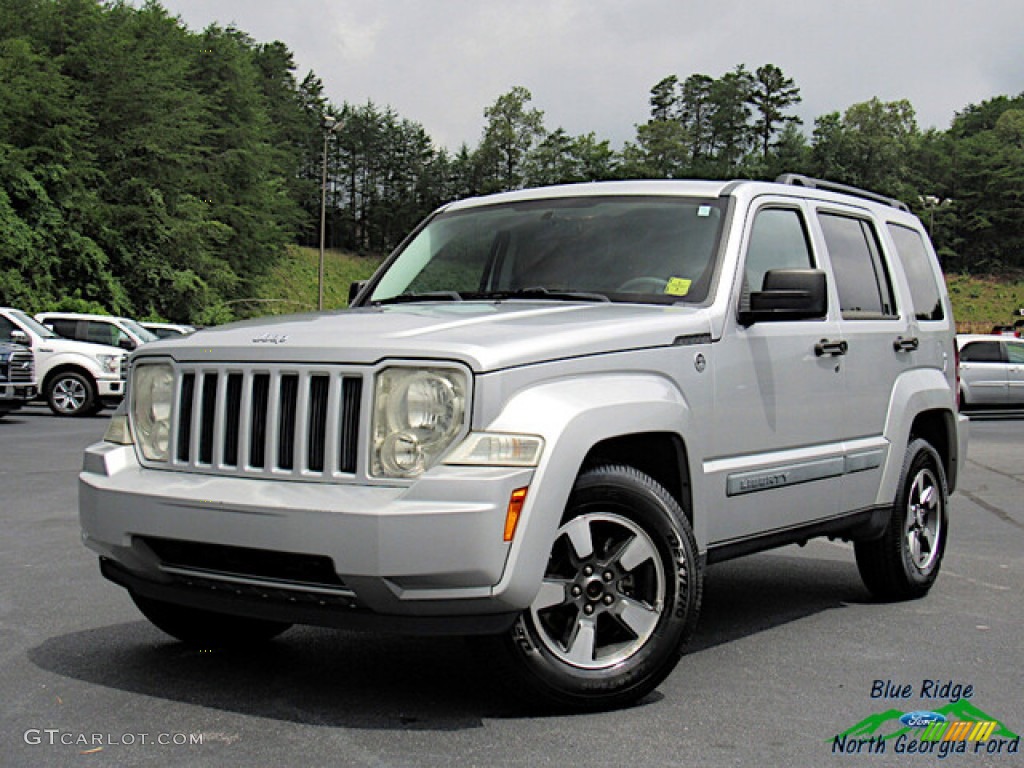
[39,349,108,382]
[481,371,695,609]
[879,367,960,503]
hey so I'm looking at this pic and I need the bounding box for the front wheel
[855,438,948,600]
[489,465,702,711]
[46,370,98,417]
[131,594,292,648]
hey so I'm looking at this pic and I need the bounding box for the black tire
[45,370,97,417]
[855,438,948,600]
[131,594,292,648]
[488,465,702,711]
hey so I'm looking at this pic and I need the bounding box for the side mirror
[10,329,30,346]
[348,280,367,306]
[739,269,828,326]
[119,337,136,351]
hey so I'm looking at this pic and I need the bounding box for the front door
[707,201,845,546]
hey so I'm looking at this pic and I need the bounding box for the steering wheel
[617,277,668,293]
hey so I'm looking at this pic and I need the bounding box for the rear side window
[818,213,897,319]
[887,224,945,321]
[48,319,78,339]
[1007,342,1024,365]
[960,341,1004,363]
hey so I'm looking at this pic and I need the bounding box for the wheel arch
[483,373,701,609]
[43,362,97,392]
[580,432,693,527]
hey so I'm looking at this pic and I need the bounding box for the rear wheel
[855,438,948,600]
[131,594,292,648]
[489,465,702,711]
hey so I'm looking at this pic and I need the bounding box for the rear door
[811,207,909,513]
[1003,340,1024,404]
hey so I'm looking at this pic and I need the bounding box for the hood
[139,302,713,372]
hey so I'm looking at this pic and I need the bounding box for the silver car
[958,334,1024,407]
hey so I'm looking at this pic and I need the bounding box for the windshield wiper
[372,291,464,305]
[471,287,611,303]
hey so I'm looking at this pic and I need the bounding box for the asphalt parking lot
[2,405,1022,767]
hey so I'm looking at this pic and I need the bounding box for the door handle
[815,339,848,357]
[893,336,919,352]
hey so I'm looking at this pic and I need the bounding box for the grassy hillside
[947,274,1024,332]
[246,247,1023,332]
[240,246,384,318]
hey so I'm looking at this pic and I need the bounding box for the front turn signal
[504,487,529,542]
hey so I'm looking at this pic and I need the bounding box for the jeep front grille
[169,364,363,480]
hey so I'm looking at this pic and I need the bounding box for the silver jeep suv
[80,175,967,710]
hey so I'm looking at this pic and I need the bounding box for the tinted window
[960,341,1003,363]
[48,319,78,339]
[0,316,15,342]
[83,321,119,347]
[1007,342,1024,365]
[819,213,897,319]
[743,208,814,292]
[887,224,944,321]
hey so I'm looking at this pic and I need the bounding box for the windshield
[8,310,59,339]
[368,196,725,305]
[122,319,158,343]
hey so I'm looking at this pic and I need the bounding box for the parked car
[139,322,196,339]
[80,175,966,710]
[0,341,36,419]
[957,334,1024,407]
[0,307,126,417]
[36,312,157,351]
[990,325,1019,338]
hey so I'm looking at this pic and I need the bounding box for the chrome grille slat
[3,350,34,383]
[168,364,364,481]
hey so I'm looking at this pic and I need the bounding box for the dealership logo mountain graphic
[835,701,1020,742]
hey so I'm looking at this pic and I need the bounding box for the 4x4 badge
[694,353,706,373]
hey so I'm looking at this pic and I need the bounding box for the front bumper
[80,441,535,632]
[0,384,36,403]
[96,378,124,399]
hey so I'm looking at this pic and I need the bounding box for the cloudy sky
[154,0,1023,150]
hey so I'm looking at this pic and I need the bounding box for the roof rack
[775,173,910,213]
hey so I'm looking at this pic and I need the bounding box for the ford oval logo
[900,711,947,728]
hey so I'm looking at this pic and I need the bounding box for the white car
[0,308,126,417]
[36,312,157,351]
[957,334,1024,408]
[139,322,196,339]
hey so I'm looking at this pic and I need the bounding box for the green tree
[748,64,802,160]
[477,86,546,192]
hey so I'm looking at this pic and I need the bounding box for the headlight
[97,354,120,376]
[131,362,174,461]
[372,366,468,478]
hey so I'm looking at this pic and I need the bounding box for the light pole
[319,115,343,311]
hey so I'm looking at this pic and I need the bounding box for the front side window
[742,207,814,293]
[960,341,1003,363]
[368,197,726,305]
[819,213,897,319]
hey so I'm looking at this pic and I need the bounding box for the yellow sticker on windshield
[665,277,692,296]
